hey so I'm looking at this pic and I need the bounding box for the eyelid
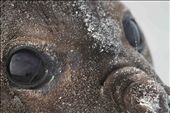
[2,37,56,57]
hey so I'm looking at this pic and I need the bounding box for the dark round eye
[7,48,47,89]
[123,14,144,52]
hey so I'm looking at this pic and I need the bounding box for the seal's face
[1,1,170,113]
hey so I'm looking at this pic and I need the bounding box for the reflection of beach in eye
[123,1,169,86]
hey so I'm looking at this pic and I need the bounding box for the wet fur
[1,1,170,113]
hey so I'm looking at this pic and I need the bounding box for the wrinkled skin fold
[1,1,170,113]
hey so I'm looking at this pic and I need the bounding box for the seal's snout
[124,77,169,113]
[103,67,170,113]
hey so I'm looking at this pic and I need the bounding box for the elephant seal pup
[1,1,170,113]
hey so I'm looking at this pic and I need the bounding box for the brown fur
[1,1,170,113]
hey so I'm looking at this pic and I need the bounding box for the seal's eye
[123,14,144,52]
[7,48,47,89]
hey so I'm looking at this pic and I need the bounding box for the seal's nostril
[7,48,46,88]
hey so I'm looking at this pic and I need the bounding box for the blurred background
[122,1,169,86]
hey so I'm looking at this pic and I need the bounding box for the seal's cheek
[1,87,26,113]
[10,65,75,113]
[102,67,170,113]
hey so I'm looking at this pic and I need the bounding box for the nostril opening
[6,48,46,88]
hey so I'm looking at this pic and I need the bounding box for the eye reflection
[123,13,144,52]
[7,48,47,89]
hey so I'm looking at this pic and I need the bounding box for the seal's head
[1,1,170,113]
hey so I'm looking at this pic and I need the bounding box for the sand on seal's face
[1,1,170,113]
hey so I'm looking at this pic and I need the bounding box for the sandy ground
[122,1,169,86]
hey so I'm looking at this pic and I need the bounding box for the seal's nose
[7,49,45,88]
[103,67,170,113]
